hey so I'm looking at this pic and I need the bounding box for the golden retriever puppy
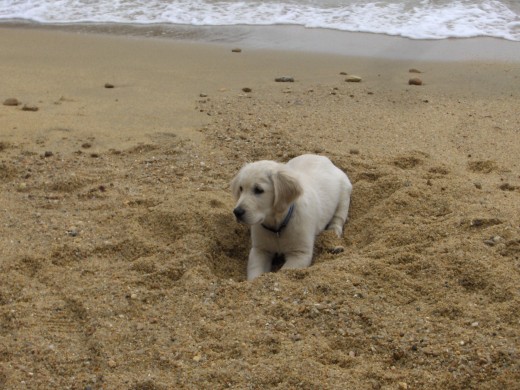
[231,154,352,280]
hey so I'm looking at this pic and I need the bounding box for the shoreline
[2,21,520,62]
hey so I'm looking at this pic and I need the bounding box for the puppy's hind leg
[327,178,353,237]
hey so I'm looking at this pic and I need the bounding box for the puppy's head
[231,160,302,225]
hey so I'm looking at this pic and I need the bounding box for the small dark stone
[231,48,242,53]
[242,87,252,93]
[409,78,423,86]
[345,75,362,82]
[104,83,115,88]
[499,183,517,191]
[3,98,20,106]
[44,151,53,158]
[275,76,294,82]
[22,104,39,112]
[81,142,92,149]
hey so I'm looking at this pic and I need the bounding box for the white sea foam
[1,0,519,41]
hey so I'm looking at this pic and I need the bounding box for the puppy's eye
[254,186,264,195]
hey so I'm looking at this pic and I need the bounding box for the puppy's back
[286,154,344,181]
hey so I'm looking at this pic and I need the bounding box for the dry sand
[1,27,519,389]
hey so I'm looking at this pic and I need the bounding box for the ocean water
[0,0,519,41]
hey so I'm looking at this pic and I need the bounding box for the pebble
[349,148,360,155]
[409,77,423,86]
[339,71,347,75]
[231,48,242,53]
[242,87,252,93]
[275,76,294,82]
[483,239,495,246]
[104,83,115,88]
[3,98,20,106]
[484,236,502,246]
[345,75,362,82]
[499,183,516,191]
[291,334,302,341]
[107,359,117,368]
[398,382,408,390]
[22,104,39,111]
[409,68,422,73]
[199,93,208,98]
[67,228,79,237]
[474,182,482,189]
[43,151,53,158]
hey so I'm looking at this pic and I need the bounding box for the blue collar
[261,204,295,236]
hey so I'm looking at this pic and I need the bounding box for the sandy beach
[1,26,519,389]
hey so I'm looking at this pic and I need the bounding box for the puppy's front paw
[328,245,345,254]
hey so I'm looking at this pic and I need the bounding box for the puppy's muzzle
[233,206,246,222]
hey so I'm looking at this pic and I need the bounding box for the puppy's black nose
[233,207,246,220]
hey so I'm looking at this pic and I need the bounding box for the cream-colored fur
[231,154,352,281]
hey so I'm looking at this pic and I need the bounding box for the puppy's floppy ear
[272,168,303,213]
[230,172,241,200]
